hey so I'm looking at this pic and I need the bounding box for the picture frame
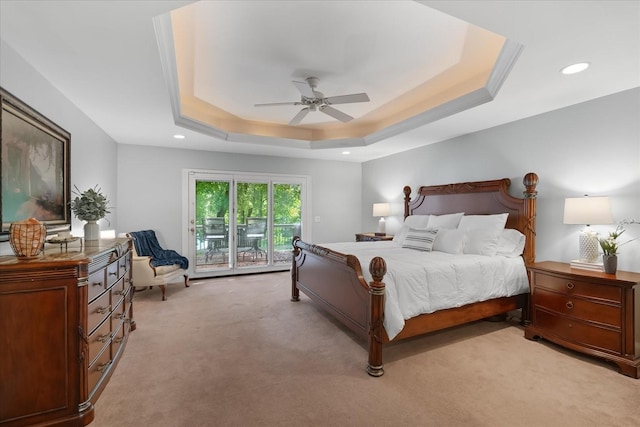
[1,87,71,241]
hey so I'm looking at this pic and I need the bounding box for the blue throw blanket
[130,230,189,270]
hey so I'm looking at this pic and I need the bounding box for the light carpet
[92,272,640,427]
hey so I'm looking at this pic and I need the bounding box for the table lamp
[373,203,391,236]
[563,196,613,263]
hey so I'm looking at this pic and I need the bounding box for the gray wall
[362,88,640,272]
[0,40,119,255]
[116,144,361,249]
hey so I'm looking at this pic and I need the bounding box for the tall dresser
[0,238,135,426]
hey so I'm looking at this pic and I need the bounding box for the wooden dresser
[525,261,640,378]
[0,238,135,426]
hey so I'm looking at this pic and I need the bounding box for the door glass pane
[195,179,230,270]
[273,183,301,265]
[236,182,268,267]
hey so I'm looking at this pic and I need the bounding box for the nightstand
[525,261,640,378]
[355,233,394,242]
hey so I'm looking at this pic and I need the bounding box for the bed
[291,173,539,376]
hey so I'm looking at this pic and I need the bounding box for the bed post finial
[523,172,539,199]
[403,186,412,219]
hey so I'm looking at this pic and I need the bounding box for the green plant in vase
[70,185,110,242]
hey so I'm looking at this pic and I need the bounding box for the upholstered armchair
[128,230,189,301]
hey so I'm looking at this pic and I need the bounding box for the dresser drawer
[106,260,120,288]
[534,309,621,354]
[87,269,107,302]
[88,318,112,366]
[119,253,130,276]
[111,277,127,306]
[88,290,111,334]
[534,273,621,303]
[535,288,621,328]
[88,346,112,397]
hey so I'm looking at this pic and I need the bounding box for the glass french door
[186,170,306,277]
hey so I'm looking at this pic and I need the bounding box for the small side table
[525,261,640,378]
[355,233,394,242]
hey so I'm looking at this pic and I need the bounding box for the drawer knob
[566,282,575,290]
[566,301,574,310]
[97,361,112,373]
[96,305,112,315]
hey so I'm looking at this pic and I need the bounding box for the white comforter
[321,241,529,340]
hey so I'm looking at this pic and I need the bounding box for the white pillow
[393,215,430,244]
[402,227,438,252]
[426,212,464,229]
[496,229,526,257]
[463,229,501,256]
[457,213,509,232]
[432,228,465,254]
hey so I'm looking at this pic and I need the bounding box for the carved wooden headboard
[402,173,539,264]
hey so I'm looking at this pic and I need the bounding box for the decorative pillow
[457,213,508,232]
[426,212,464,229]
[496,229,526,257]
[393,215,430,244]
[463,229,501,256]
[402,227,438,252]
[432,228,465,254]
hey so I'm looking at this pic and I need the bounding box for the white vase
[84,220,100,243]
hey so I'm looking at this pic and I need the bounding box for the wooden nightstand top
[528,261,640,285]
[355,233,394,242]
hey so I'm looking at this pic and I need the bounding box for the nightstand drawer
[535,309,621,354]
[534,288,621,328]
[535,273,621,303]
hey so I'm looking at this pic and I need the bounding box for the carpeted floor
[92,272,640,427]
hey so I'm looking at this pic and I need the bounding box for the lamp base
[578,229,599,263]
[377,218,386,235]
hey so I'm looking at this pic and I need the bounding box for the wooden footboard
[291,237,387,376]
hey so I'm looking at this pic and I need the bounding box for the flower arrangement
[69,185,110,222]
[599,221,637,256]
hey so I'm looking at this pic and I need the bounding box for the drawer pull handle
[113,290,124,296]
[566,301,574,309]
[97,361,111,373]
[113,336,124,344]
[116,313,126,320]
[96,305,111,315]
[97,334,111,343]
[566,282,575,290]
[109,271,118,276]
[92,281,103,287]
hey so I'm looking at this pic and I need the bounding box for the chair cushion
[154,263,184,276]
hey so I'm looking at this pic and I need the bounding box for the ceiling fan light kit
[255,77,370,125]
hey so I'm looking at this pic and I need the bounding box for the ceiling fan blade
[292,80,316,99]
[319,105,353,123]
[254,101,301,107]
[289,107,310,125]
[323,93,370,105]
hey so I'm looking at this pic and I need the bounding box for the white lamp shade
[563,196,614,225]
[373,203,391,217]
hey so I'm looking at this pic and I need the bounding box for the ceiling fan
[254,77,370,125]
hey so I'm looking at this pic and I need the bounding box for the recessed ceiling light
[561,62,590,75]
[342,151,350,155]
[173,134,185,139]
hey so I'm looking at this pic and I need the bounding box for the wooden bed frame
[291,173,539,376]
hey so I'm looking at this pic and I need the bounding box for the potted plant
[599,223,636,274]
[70,185,110,242]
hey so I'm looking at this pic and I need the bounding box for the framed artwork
[1,87,71,240]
